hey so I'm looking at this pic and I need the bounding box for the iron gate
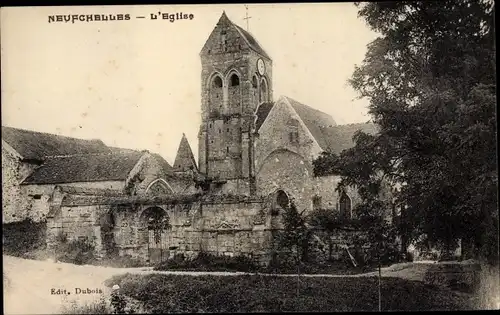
[148,227,169,264]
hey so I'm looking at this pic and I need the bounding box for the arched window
[230,74,240,86]
[145,179,173,196]
[252,75,259,104]
[260,78,269,103]
[212,76,223,88]
[339,191,352,219]
[228,72,241,113]
[209,75,223,115]
[276,190,290,209]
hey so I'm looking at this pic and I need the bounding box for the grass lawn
[105,273,478,312]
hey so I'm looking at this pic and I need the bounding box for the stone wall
[21,181,124,222]
[46,204,110,258]
[256,149,314,212]
[1,148,38,223]
[105,198,274,265]
[254,97,322,173]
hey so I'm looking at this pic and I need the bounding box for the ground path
[3,255,436,314]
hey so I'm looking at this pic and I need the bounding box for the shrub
[154,251,260,272]
[2,219,46,256]
[55,236,96,265]
[104,273,478,312]
[60,297,110,314]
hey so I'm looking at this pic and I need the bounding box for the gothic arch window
[227,72,241,113]
[209,74,223,115]
[275,190,290,209]
[145,179,174,196]
[212,76,223,88]
[260,77,269,103]
[230,73,240,86]
[252,75,259,104]
[339,191,352,219]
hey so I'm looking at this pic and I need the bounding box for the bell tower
[198,11,272,195]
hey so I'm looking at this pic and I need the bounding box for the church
[2,12,383,265]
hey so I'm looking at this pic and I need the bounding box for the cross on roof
[243,5,252,31]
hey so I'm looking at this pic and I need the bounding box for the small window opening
[212,76,223,88]
[230,74,240,87]
[33,194,42,200]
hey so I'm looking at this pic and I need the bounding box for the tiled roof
[317,123,380,154]
[173,134,198,172]
[232,23,271,60]
[255,102,274,131]
[108,146,174,175]
[22,151,144,185]
[285,96,337,128]
[55,185,126,196]
[1,126,110,160]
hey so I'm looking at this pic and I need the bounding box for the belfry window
[212,76,223,88]
[230,74,240,86]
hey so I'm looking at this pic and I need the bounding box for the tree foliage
[316,1,497,263]
[275,202,312,265]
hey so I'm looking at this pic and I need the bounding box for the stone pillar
[198,128,207,174]
[241,132,250,179]
[93,226,104,259]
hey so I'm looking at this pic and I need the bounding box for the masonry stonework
[5,12,388,267]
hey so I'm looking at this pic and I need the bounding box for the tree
[274,201,312,267]
[316,1,497,264]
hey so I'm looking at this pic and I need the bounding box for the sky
[1,4,378,165]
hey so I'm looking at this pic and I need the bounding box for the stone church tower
[198,12,273,195]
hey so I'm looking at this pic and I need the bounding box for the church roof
[1,126,110,160]
[22,151,145,185]
[254,96,378,153]
[232,23,271,60]
[202,12,271,60]
[108,146,173,175]
[315,123,379,154]
[255,102,274,131]
[173,133,198,172]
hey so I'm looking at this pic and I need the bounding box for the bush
[104,273,478,312]
[2,219,46,256]
[154,252,260,272]
[60,297,110,314]
[55,235,96,265]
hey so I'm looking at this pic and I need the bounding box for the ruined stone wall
[20,181,124,222]
[46,204,108,258]
[110,199,273,265]
[2,148,38,223]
